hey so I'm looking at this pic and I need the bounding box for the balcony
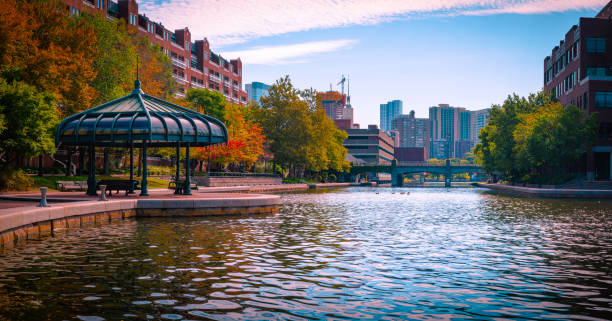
[172,74,187,84]
[223,81,231,87]
[171,57,187,69]
[208,74,220,83]
[232,98,239,105]
[233,84,240,91]
[175,91,185,98]
[191,68,203,75]
[190,82,205,90]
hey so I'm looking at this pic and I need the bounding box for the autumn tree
[256,76,349,177]
[0,0,97,115]
[197,103,265,170]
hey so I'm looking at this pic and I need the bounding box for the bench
[168,179,198,194]
[55,181,87,191]
[97,180,139,196]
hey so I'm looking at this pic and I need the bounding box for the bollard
[38,187,49,207]
[99,185,108,201]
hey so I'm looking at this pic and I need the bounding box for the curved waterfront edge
[475,182,612,199]
[0,194,280,250]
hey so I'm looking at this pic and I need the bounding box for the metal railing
[190,82,205,89]
[171,57,187,69]
[194,172,280,178]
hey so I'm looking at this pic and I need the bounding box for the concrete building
[245,82,271,105]
[342,125,395,165]
[471,108,491,143]
[391,110,429,157]
[380,100,403,131]
[61,0,247,104]
[543,2,612,180]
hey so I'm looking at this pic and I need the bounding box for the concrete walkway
[475,183,612,199]
[0,190,280,249]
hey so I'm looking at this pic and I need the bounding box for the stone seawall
[475,183,612,199]
[195,176,282,187]
[0,194,279,250]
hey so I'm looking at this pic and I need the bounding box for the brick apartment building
[543,1,612,180]
[62,0,247,105]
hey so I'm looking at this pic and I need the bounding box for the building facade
[245,82,271,105]
[471,108,491,144]
[391,110,429,157]
[543,2,612,180]
[61,0,248,105]
[319,91,348,119]
[380,100,403,131]
[429,104,468,159]
[343,125,395,165]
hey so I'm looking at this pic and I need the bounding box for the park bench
[97,180,139,196]
[55,181,87,191]
[168,179,198,194]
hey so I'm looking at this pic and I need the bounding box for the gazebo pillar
[140,140,149,196]
[184,143,191,195]
[87,145,97,196]
[129,142,134,193]
[78,147,84,176]
[174,142,181,195]
[66,148,72,177]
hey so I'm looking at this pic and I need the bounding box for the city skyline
[139,0,605,125]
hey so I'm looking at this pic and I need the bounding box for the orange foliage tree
[196,103,265,170]
[0,0,97,116]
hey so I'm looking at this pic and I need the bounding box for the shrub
[0,168,34,191]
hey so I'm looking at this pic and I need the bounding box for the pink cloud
[138,0,607,46]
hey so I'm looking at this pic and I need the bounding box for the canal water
[0,187,610,320]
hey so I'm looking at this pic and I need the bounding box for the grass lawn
[31,175,171,191]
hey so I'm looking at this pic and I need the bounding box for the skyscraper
[429,104,470,159]
[391,110,430,157]
[245,82,271,105]
[380,100,403,131]
[471,108,491,144]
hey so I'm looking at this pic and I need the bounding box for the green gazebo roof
[56,80,228,147]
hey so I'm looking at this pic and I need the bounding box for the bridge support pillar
[391,169,400,187]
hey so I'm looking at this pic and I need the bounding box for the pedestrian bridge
[350,160,486,187]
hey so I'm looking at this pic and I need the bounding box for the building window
[594,92,612,108]
[586,38,606,53]
[586,67,607,77]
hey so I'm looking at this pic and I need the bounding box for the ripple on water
[0,188,610,320]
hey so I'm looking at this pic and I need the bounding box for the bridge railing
[352,161,480,167]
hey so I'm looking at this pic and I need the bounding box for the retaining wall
[476,183,612,199]
[195,176,282,187]
[0,195,279,250]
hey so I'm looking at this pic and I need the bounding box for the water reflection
[0,187,610,320]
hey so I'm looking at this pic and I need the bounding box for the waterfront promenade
[0,183,355,250]
[476,182,612,199]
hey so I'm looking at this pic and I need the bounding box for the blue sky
[140,0,606,126]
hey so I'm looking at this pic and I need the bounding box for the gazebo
[55,78,228,196]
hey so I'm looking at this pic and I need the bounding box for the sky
[139,0,606,126]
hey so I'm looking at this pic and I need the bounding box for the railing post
[38,187,49,207]
[98,185,108,201]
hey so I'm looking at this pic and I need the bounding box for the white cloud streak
[139,0,606,46]
[220,39,359,65]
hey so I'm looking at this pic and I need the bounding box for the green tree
[84,14,136,105]
[186,88,226,121]
[0,79,59,169]
[475,90,596,183]
[257,76,349,177]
